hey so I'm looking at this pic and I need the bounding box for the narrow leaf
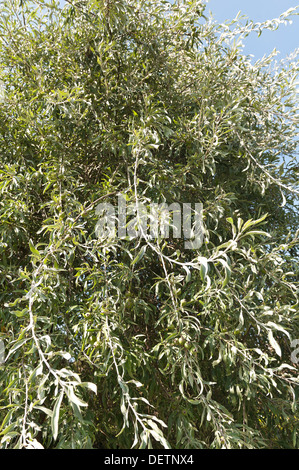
[51,391,64,441]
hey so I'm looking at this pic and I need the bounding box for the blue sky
[206,0,299,59]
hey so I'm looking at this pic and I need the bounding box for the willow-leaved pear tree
[0,0,298,449]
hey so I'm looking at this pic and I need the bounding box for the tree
[0,0,298,449]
